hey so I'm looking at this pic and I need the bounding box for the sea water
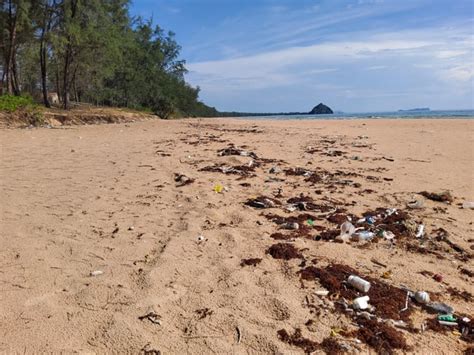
[236,109,474,120]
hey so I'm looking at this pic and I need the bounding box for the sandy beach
[0,118,472,354]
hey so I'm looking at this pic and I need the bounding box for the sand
[0,117,472,354]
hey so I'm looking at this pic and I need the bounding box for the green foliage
[1,0,220,117]
[0,94,45,126]
[0,94,37,112]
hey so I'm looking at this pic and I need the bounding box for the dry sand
[0,118,473,354]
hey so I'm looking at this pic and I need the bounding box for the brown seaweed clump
[240,258,262,267]
[354,318,409,354]
[266,243,302,260]
[306,264,414,322]
[277,328,319,354]
[419,191,453,203]
[320,337,346,355]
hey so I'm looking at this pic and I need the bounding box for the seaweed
[419,191,454,203]
[354,318,409,354]
[277,328,319,354]
[240,258,262,267]
[266,243,303,260]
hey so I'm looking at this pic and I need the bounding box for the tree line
[0,0,219,118]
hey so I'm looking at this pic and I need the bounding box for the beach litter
[217,145,258,159]
[348,275,371,292]
[245,196,281,209]
[337,221,356,242]
[90,270,104,277]
[407,198,424,209]
[414,291,430,304]
[353,296,370,310]
[269,166,281,174]
[174,173,194,187]
[462,201,474,209]
[201,164,256,177]
[213,184,224,193]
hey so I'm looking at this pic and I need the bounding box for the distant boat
[398,107,430,112]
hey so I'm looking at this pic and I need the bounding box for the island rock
[309,103,333,115]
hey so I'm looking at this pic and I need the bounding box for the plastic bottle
[348,275,371,292]
[355,231,375,241]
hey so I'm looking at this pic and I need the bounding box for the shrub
[0,94,37,112]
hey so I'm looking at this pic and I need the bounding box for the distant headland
[398,107,430,112]
[219,102,334,117]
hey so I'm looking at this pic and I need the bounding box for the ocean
[237,109,474,120]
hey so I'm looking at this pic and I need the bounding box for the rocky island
[309,103,334,114]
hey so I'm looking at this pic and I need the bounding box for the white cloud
[436,50,468,59]
[439,65,474,82]
[365,65,388,70]
[187,25,474,96]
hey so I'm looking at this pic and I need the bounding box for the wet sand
[0,118,473,353]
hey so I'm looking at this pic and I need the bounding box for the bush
[26,109,46,127]
[0,95,45,126]
[152,97,176,119]
[0,94,37,112]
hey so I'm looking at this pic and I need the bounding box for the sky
[131,0,474,113]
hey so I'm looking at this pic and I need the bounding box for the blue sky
[131,0,474,112]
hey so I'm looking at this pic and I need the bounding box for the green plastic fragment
[438,314,457,322]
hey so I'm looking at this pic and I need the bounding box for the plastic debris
[90,270,103,277]
[245,196,280,209]
[425,302,454,314]
[415,224,425,238]
[353,296,370,310]
[414,291,430,304]
[315,290,330,296]
[347,275,371,292]
[197,235,205,242]
[269,166,281,174]
[283,222,299,230]
[381,230,395,240]
[213,184,224,193]
[338,221,356,242]
[355,231,375,241]
[218,146,257,159]
[462,201,474,209]
[438,314,457,322]
[307,219,315,226]
[365,216,376,224]
[400,291,410,312]
[407,198,424,209]
[174,173,194,187]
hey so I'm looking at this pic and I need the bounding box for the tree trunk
[5,0,19,95]
[39,17,50,107]
[62,46,71,109]
[55,63,61,102]
[62,0,79,109]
